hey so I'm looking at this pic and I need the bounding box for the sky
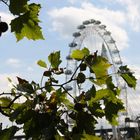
[0,0,140,127]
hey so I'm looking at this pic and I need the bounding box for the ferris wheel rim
[65,19,127,94]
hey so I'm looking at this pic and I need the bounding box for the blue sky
[0,0,140,124]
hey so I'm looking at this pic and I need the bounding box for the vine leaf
[81,47,90,56]
[55,135,64,140]
[17,76,28,84]
[71,48,89,60]
[17,83,34,93]
[91,89,109,102]
[0,126,19,140]
[119,65,137,89]
[10,4,44,41]
[0,97,12,107]
[72,134,101,140]
[9,0,29,15]
[16,77,34,93]
[37,60,47,68]
[82,134,101,140]
[48,51,62,69]
[90,56,111,85]
[88,102,104,118]
[104,100,124,125]
[85,85,96,101]
[43,70,52,77]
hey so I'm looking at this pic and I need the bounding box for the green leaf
[81,47,90,56]
[71,49,85,60]
[50,77,58,83]
[55,135,64,140]
[43,70,52,77]
[74,111,96,134]
[9,0,29,15]
[106,77,120,96]
[0,126,19,140]
[91,89,109,102]
[10,101,33,123]
[82,134,101,140]
[23,113,54,139]
[17,110,35,124]
[17,76,28,84]
[71,48,89,60]
[119,65,137,89]
[45,82,54,92]
[10,4,44,41]
[72,134,101,140]
[17,83,34,93]
[90,56,111,85]
[104,100,124,125]
[48,51,62,69]
[37,60,47,68]
[88,102,104,118]
[85,85,96,101]
[7,77,12,83]
[91,88,120,104]
[0,97,12,107]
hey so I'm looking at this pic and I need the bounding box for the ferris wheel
[65,19,128,117]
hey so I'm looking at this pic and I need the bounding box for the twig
[0,92,12,96]
[61,86,77,103]
[70,60,83,80]
[0,0,9,6]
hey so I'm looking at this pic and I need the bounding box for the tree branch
[0,92,13,96]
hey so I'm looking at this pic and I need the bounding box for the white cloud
[113,0,140,32]
[27,66,34,72]
[6,58,21,68]
[0,73,18,93]
[48,2,128,50]
[129,65,140,80]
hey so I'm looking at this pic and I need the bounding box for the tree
[0,0,137,140]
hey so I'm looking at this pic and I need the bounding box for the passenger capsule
[69,42,77,48]
[73,32,81,37]
[65,69,73,75]
[94,20,101,25]
[83,20,91,25]
[65,85,73,91]
[77,25,86,30]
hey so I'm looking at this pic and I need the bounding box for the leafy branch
[0,48,137,139]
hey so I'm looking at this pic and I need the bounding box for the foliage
[119,65,137,89]
[0,0,137,139]
[134,135,140,140]
[0,47,136,139]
